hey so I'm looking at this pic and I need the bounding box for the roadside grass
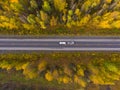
[0,52,120,64]
[0,26,120,36]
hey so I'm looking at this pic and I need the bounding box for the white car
[59,41,75,45]
[59,41,66,45]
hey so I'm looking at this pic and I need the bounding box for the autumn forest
[0,0,120,35]
[0,0,120,90]
[0,52,119,90]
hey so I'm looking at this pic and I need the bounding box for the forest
[0,0,120,35]
[0,52,120,90]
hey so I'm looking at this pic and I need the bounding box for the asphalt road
[0,37,120,51]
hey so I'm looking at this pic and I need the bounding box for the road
[0,37,120,51]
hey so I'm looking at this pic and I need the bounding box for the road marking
[0,47,120,51]
[1,39,120,42]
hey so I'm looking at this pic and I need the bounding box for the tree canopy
[0,0,120,30]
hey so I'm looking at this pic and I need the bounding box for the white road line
[0,39,120,42]
[0,47,120,51]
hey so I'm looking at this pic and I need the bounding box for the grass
[0,26,120,36]
[0,52,120,63]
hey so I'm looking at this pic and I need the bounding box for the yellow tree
[45,71,53,81]
[53,0,67,12]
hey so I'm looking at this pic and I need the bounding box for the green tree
[42,1,51,12]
